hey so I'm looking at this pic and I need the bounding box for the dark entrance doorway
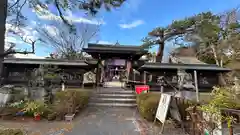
[104,59,126,81]
[106,66,126,81]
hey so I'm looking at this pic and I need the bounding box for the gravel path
[0,106,188,135]
[64,107,141,135]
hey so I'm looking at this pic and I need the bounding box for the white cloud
[5,37,17,43]
[117,0,143,22]
[119,20,144,29]
[39,15,105,25]
[35,5,105,25]
[5,23,39,45]
[5,23,19,33]
[42,25,58,37]
[5,21,46,59]
[5,36,26,47]
[66,9,73,17]
[13,53,45,59]
[30,20,38,25]
[5,23,11,32]
[4,24,42,59]
[125,0,142,12]
[4,39,46,59]
[96,40,113,44]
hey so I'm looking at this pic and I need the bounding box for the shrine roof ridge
[3,58,92,66]
[85,43,148,51]
[140,62,231,71]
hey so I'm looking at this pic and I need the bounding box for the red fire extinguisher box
[34,114,41,121]
[135,85,149,94]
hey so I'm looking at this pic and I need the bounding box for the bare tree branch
[1,40,37,58]
[8,0,20,9]
[36,21,100,59]
[54,0,72,28]
[2,26,46,58]
[16,0,27,27]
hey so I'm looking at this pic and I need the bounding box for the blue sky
[5,0,240,59]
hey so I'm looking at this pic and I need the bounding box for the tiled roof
[86,43,147,52]
[139,62,231,72]
[3,58,90,66]
[176,57,206,64]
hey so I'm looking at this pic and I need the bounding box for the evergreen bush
[136,92,161,121]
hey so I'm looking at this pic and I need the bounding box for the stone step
[92,97,136,101]
[90,97,136,104]
[95,94,136,98]
[103,85,123,87]
[88,102,137,107]
[90,86,137,107]
[103,82,124,87]
[95,89,135,94]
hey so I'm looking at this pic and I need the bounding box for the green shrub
[0,129,24,135]
[41,106,54,119]
[23,100,47,116]
[55,90,90,109]
[52,90,90,120]
[199,86,240,128]
[136,92,161,121]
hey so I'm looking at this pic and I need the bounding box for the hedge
[47,90,90,120]
[0,129,24,135]
[136,92,161,121]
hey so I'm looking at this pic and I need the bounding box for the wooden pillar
[140,71,146,84]
[81,71,84,88]
[194,70,199,102]
[100,61,104,83]
[126,56,133,82]
[133,69,135,82]
[1,66,8,85]
[95,54,101,87]
[96,60,100,87]
[143,71,146,84]
[129,56,133,82]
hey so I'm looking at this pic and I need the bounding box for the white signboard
[156,94,171,123]
[83,72,96,84]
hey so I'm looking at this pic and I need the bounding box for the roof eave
[3,58,90,67]
[139,63,232,72]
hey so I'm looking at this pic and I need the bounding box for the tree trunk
[156,42,164,63]
[210,45,227,85]
[210,45,220,66]
[0,0,7,82]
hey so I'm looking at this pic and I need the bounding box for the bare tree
[5,26,44,58]
[0,0,125,79]
[36,21,100,60]
[1,0,125,58]
[0,0,30,60]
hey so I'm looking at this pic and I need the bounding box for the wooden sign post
[154,93,172,134]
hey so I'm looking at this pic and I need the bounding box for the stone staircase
[103,81,124,87]
[89,81,137,107]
